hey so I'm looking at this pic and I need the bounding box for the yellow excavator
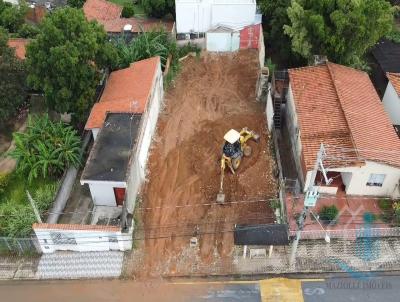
[216,127,260,204]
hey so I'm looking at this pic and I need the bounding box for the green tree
[10,114,82,183]
[67,0,86,8]
[0,28,27,125]
[122,3,135,18]
[0,0,27,33]
[141,0,175,18]
[26,8,117,120]
[284,0,394,67]
[17,23,39,38]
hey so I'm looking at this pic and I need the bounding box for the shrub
[113,29,177,70]
[0,172,9,195]
[122,4,135,18]
[10,114,81,183]
[177,43,201,58]
[319,205,339,223]
[378,198,393,211]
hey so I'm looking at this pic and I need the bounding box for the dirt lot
[132,50,278,277]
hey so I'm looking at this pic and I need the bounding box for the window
[366,174,386,187]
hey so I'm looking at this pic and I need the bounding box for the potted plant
[318,205,339,225]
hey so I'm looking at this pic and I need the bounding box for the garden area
[0,115,81,238]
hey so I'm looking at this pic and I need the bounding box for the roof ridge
[325,63,361,158]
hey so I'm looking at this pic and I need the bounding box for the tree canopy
[141,0,175,18]
[283,0,394,67]
[0,0,27,33]
[0,28,27,125]
[26,8,117,120]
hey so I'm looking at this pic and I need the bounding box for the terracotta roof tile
[85,56,160,129]
[387,72,400,96]
[289,62,400,170]
[7,38,29,60]
[83,0,122,21]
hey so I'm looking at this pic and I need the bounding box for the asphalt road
[302,276,399,302]
[2,276,400,302]
[0,280,261,302]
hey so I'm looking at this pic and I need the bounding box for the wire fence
[0,236,40,255]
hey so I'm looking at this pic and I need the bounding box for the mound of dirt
[136,50,279,277]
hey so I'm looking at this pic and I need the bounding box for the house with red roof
[382,73,400,131]
[83,0,174,36]
[286,62,400,198]
[7,38,29,60]
[81,56,163,209]
[32,57,163,254]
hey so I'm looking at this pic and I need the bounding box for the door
[113,188,126,206]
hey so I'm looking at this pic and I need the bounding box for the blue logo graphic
[329,212,379,280]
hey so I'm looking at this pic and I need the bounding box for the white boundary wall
[33,224,132,253]
[125,60,164,213]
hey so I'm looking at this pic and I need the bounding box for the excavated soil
[136,51,278,277]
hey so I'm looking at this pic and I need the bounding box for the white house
[286,62,400,198]
[382,72,400,128]
[83,56,163,209]
[33,57,163,253]
[175,0,256,35]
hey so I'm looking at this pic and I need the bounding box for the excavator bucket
[216,190,225,204]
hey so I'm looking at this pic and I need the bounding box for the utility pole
[289,144,325,267]
[26,190,42,223]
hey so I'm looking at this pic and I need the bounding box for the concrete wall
[175,0,256,33]
[87,181,126,206]
[382,81,400,125]
[206,31,240,52]
[286,84,305,186]
[258,25,265,68]
[333,161,400,198]
[266,88,274,131]
[125,60,163,214]
[33,225,132,253]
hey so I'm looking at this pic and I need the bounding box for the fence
[290,227,400,240]
[0,236,40,255]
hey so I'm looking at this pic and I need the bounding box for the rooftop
[7,38,29,60]
[371,39,400,74]
[81,113,142,182]
[83,0,122,21]
[85,56,160,129]
[387,72,400,96]
[288,62,400,171]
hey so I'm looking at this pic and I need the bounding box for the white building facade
[175,0,256,34]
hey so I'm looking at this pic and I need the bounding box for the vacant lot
[132,50,278,277]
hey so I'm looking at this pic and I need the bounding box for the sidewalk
[0,251,124,280]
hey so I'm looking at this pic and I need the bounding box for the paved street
[1,276,400,301]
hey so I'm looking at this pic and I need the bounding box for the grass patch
[0,171,59,237]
